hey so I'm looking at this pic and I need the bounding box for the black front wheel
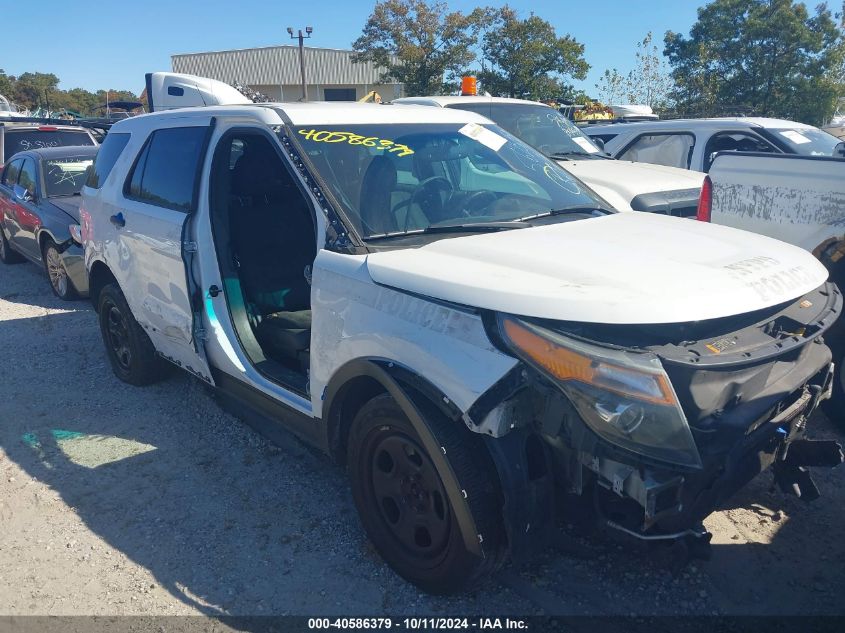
[97,283,167,386]
[347,394,505,594]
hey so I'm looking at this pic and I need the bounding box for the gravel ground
[0,260,843,617]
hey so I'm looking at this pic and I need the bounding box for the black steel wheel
[347,394,505,594]
[97,283,167,386]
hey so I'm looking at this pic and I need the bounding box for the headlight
[499,316,701,469]
[69,224,83,245]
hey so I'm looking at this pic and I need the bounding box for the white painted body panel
[708,153,845,254]
[309,250,517,418]
[366,212,828,324]
[559,159,705,210]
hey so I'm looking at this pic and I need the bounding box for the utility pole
[287,26,313,101]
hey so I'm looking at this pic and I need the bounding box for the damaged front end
[475,282,844,559]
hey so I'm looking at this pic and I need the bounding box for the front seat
[230,141,315,365]
[359,155,398,235]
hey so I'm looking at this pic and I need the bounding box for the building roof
[171,45,399,86]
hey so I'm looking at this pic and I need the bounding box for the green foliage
[478,6,589,100]
[595,33,675,110]
[352,0,488,96]
[664,0,845,125]
[0,69,140,116]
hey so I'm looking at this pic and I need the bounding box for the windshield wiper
[549,151,608,160]
[515,206,609,222]
[364,221,530,241]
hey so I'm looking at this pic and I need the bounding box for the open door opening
[209,130,317,392]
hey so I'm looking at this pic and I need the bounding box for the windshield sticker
[572,136,600,153]
[297,129,414,156]
[458,123,507,152]
[779,130,811,145]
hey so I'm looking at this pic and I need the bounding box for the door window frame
[616,131,696,169]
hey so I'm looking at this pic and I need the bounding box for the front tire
[42,239,78,300]
[347,394,505,594]
[97,283,166,386]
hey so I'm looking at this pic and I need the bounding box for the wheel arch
[87,260,119,308]
[323,357,486,558]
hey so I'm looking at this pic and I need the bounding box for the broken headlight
[499,316,702,469]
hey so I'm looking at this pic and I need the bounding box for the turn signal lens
[502,318,675,406]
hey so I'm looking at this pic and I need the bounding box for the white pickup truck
[701,151,845,418]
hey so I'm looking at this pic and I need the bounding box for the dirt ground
[0,260,843,618]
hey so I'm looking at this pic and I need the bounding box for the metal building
[171,45,403,102]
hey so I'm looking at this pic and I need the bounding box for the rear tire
[97,283,166,386]
[42,239,78,300]
[0,227,23,264]
[347,393,505,594]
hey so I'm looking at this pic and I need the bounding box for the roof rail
[0,115,113,132]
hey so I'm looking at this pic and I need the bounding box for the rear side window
[4,129,94,159]
[125,126,207,212]
[619,133,695,169]
[86,132,130,188]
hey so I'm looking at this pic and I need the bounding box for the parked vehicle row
[1,74,842,595]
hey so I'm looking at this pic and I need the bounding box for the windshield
[766,127,841,156]
[5,129,95,158]
[44,157,94,197]
[445,102,603,158]
[290,123,609,239]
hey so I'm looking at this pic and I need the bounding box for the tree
[13,72,60,111]
[352,0,488,96]
[478,6,589,100]
[595,33,674,109]
[0,70,15,99]
[664,0,845,124]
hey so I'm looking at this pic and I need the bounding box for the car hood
[49,197,82,223]
[365,213,828,325]
[558,159,705,198]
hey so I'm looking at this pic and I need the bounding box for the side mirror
[13,184,32,203]
[834,141,845,158]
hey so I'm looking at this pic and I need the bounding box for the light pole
[287,26,313,101]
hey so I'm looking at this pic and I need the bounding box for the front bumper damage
[474,282,844,560]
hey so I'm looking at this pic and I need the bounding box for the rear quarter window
[4,129,95,159]
[86,133,130,189]
[124,126,208,212]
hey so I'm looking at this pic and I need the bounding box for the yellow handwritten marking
[298,129,414,156]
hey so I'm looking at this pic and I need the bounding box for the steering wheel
[391,176,454,231]
[459,190,498,216]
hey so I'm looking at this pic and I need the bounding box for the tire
[0,226,23,264]
[97,283,166,386]
[347,393,505,594]
[42,239,78,300]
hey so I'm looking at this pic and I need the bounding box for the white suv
[81,100,842,592]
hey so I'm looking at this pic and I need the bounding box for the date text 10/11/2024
[307,618,529,630]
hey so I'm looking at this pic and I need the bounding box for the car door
[12,156,43,259]
[0,158,23,243]
[617,132,696,169]
[106,119,215,384]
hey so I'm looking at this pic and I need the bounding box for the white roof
[583,117,817,133]
[111,101,490,131]
[393,95,548,108]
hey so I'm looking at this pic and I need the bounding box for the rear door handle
[109,212,125,228]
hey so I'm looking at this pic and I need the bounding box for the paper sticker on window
[459,123,507,151]
[779,130,811,145]
[573,136,600,153]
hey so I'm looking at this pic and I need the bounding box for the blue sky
[2,0,702,96]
